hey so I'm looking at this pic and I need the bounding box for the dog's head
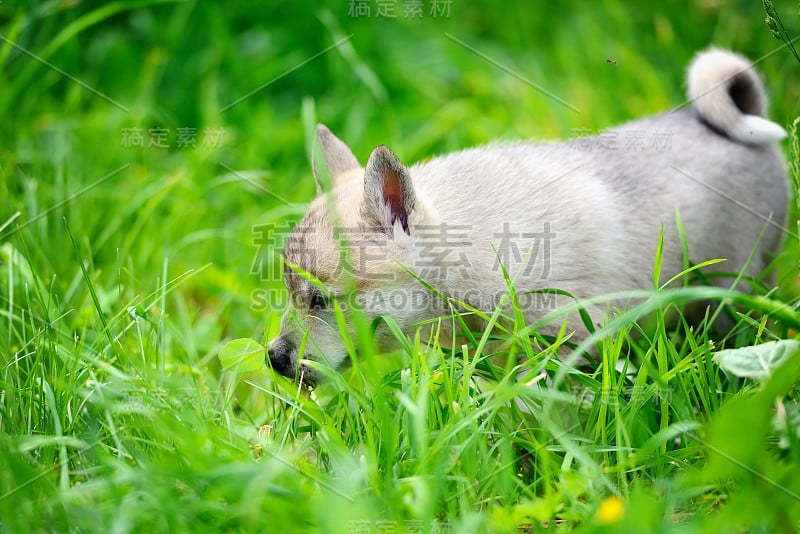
[267,125,442,386]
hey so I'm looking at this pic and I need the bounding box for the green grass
[2,0,800,532]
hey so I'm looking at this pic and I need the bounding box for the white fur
[731,114,789,144]
[687,48,787,143]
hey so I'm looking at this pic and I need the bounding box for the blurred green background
[1,1,799,531]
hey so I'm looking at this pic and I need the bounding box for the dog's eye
[309,293,329,311]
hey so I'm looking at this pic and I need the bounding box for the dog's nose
[267,338,295,377]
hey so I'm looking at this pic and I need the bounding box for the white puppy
[267,49,788,386]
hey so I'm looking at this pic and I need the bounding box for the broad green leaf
[218,338,266,373]
[713,339,800,380]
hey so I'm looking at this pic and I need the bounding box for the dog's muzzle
[267,337,297,378]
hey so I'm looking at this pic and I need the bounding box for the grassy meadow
[2,0,800,532]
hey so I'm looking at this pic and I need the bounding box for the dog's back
[410,49,787,309]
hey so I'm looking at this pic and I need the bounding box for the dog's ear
[363,145,415,236]
[314,124,360,194]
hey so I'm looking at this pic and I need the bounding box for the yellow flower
[595,495,625,524]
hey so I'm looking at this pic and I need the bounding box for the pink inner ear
[382,168,410,235]
[382,168,403,207]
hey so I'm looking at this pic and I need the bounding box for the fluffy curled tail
[687,48,787,144]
